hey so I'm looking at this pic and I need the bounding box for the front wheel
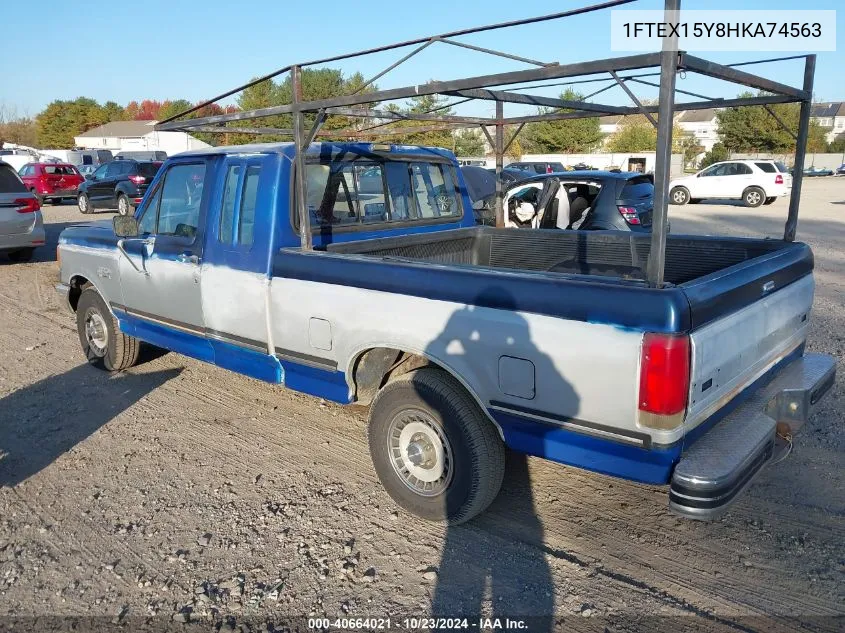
[116,193,130,216]
[76,287,140,371]
[743,187,765,208]
[78,193,92,214]
[670,186,689,205]
[368,367,505,525]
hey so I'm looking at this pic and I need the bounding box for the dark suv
[77,160,162,215]
[506,161,566,174]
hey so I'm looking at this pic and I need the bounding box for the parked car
[669,159,790,207]
[486,166,529,186]
[506,160,566,174]
[76,160,163,215]
[57,142,835,524]
[803,166,833,177]
[18,162,84,204]
[503,171,656,232]
[0,162,45,262]
[836,163,845,176]
[114,150,168,161]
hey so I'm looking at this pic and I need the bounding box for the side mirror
[113,215,140,238]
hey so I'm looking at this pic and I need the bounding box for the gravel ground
[0,179,843,632]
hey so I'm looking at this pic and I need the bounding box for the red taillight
[617,206,641,225]
[546,165,552,173]
[775,174,784,184]
[638,333,690,429]
[128,175,146,185]
[14,197,39,214]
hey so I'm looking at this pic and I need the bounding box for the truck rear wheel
[76,287,140,372]
[368,367,505,524]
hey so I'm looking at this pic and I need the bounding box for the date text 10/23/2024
[308,617,530,630]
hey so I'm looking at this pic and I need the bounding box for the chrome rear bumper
[669,353,836,520]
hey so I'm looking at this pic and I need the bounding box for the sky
[1,0,842,121]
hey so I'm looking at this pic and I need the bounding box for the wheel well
[68,275,92,311]
[351,348,433,406]
[743,185,766,196]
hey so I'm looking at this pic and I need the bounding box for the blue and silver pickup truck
[57,142,835,524]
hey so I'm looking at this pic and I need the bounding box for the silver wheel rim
[79,195,87,212]
[84,309,108,356]
[118,197,128,215]
[387,408,453,497]
[747,191,761,205]
[673,190,686,203]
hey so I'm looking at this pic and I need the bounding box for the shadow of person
[0,364,180,488]
[422,286,576,631]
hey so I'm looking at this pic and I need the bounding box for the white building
[810,102,845,144]
[74,120,210,156]
[676,108,719,152]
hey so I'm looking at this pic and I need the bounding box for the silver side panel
[269,278,645,436]
[58,243,124,308]
[685,275,814,432]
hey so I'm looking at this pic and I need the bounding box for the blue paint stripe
[491,409,680,485]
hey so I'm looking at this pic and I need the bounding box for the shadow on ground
[0,364,180,488]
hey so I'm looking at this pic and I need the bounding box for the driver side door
[116,161,211,360]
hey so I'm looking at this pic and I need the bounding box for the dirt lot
[0,179,843,632]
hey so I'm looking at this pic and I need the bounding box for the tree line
[1,75,841,161]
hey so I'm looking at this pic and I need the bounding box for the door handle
[177,253,201,265]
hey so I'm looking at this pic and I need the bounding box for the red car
[18,162,85,205]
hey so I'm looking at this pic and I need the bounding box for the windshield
[43,165,80,176]
[300,158,463,228]
[138,163,162,179]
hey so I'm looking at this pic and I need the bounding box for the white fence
[461,152,684,175]
[731,152,845,170]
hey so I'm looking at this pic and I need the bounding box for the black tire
[670,186,689,205]
[78,193,92,214]
[764,197,776,205]
[116,193,130,216]
[743,186,765,208]
[368,367,505,525]
[76,287,139,372]
[7,248,34,263]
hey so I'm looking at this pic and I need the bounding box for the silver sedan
[0,162,46,262]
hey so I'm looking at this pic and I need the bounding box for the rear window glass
[43,165,80,176]
[138,163,162,179]
[0,165,27,193]
[775,161,789,173]
[621,176,654,198]
[755,162,777,173]
[299,159,462,228]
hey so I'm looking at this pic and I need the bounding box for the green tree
[520,89,603,153]
[606,115,657,152]
[101,101,126,122]
[453,129,485,156]
[717,92,828,153]
[0,105,37,146]
[382,93,456,148]
[36,97,110,148]
[158,99,193,122]
[699,142,729,169]
[829,134,845,153]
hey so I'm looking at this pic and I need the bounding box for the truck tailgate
[682,252,814,435]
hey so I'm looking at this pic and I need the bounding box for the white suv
[669,159,791,207]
